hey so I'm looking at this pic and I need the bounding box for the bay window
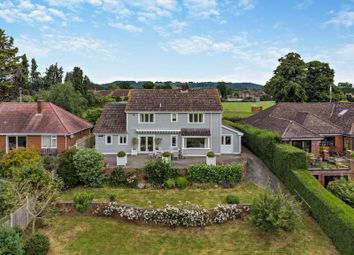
[184,137,209,149]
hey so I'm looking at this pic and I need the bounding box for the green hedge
[187,164,243,184]
[224,120,354,255]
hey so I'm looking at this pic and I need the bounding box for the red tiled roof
[126,89,222,112]
[95,89,130,98]
[0,102,92,135]
[94,103,127,134]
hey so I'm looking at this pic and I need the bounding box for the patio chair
[171,150,178,160]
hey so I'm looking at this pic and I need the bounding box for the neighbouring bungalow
[0,100,93,155]
[242,102,354,186]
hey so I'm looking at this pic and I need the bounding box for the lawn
[58,181,260,208]
[43,215,338,255]
[222,101,274,119]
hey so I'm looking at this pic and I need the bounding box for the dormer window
[188,113,204,123]
[139,113,154,123]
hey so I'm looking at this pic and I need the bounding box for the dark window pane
[17,136,27,148]
[8,136,16,150]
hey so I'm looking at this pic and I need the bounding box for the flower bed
[56,201,250,227]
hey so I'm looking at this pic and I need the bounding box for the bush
[187,164,243,184]
[0,226,23,255]
[117,151,126,157]
[108,166,126,187]
[225,194,240,204]
[14,162,50,192]
[57,148,79,189]
[0,147,41,177]
[249,188,301,232]
[24,233,50,255]
[73,192,94,213]
[224,120,354,254]
[144,158,178,186]
[73,148,104,187]
[165,178,176,189]
[41,156,59,173]
[327,178,354,208]
[108,193,117,202]
[0,179,16,217]
[126,171,138,188]
[175,176,188,189]
[207,151,215,157]
[162,151,171,157]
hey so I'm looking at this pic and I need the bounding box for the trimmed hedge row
[224,120,354,255]
[187,164,243,184]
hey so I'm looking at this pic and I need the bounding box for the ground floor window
[184,137,208,148]
[292,140,311,152]
[7,136,27,150]
[106,135,112,145]
[118,135,127,145]
[320,137,335,147]
[221,135,232,145]
[42,135,57,148]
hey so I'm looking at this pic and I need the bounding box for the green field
[222,101,274,119]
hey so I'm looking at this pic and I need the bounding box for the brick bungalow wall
[311,140,321,155]
[0,136,6,152]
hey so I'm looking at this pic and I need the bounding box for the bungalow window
[184,137,208,148]
[320,137,335,147]
[8,136,27,150]
[292,140,311,153]
[171,135,178,147]
[188,113,204,123]
[106,135,112,145]
[171,113,178,122]
[118,135,127,145]
[139,113,154,123]
[42,135,57,148]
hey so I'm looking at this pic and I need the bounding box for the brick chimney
[37,100,44,114]
[181,83,189,92]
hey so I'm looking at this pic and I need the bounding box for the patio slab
[104,154,244,169]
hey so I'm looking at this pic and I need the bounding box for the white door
[221,135,233,154]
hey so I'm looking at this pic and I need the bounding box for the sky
[1,0,354,85]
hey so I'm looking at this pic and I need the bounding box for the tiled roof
[95,89,130,98]
[126,89,222,112]
[181,128,211,136]
[0,102,92,135]
[94,103,127,134]
[241,102,354,139]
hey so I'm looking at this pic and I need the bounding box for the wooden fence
[0,197,34,229]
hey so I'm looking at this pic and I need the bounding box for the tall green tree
[83,75,92,94]
[338,82,353,94]
[65,67,85,95]
[142,81,154,89]
[264,52,307,102]
[13,54,30,98]
[0,29,20,101]
[43,63,63,89]
[216,81,230,98]
[30,58,42,93]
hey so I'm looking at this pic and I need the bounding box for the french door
[139,136,154,153]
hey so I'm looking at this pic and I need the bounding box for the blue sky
[1,0,354,84]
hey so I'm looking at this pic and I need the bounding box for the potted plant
[206,151,216,166]
[155,137,162,151]
[131,137,138,156]
[117,151,127,166]
[162,151,171,162]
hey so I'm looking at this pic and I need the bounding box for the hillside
[98,81,263,91]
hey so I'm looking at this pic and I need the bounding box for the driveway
[242,146,287,192]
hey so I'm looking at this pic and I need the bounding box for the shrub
[73,148,104,187]
[0,179,16,217]
[144,158,178,186]
[175,176,188,189]
[14,162,50,192]
[108,166,126,187]
[327,178,354,208]
[108,193,117,202]
[249,188,301,232]
[24,233,50,255]
[0,226,23,255]
[187,164,243,184]
[225,194,240,204]
[207,151,215,157]
[73,192,94,213]
[0,147,41,177]
[162,151,171,157]
[117,151,126,158]
[126,171,138,188]
[57,148,79,189]
[41,156,59,173]
[165,178,176,189]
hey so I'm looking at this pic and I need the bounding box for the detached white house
[94,85,243,156]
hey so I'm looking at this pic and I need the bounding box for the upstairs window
[139,113,154,123]
[42,135,57,148]
[171,113,178,122]
[188,113,204,123]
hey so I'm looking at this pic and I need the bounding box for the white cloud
[238,0,254,11]
[336,43,354,60]
[325,10,354,27]
[110,22,143,33]
[184,0,219,18]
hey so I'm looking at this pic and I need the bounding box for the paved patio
[104,154,244,169]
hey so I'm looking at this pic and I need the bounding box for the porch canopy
[181,128,211,136]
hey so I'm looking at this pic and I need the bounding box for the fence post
[26,196,29,226]
[10,213,13,227]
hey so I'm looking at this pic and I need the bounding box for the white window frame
[138,113,155,124]
[41,135,57,149]
[171,113,178,123]
[188,113,204,124]
[182,137,210,149]
[171,135,178,148]
[221,135,232,145]
[105,135,112,145]
[118,135,128,145]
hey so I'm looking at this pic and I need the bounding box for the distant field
[222,101,274,120]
